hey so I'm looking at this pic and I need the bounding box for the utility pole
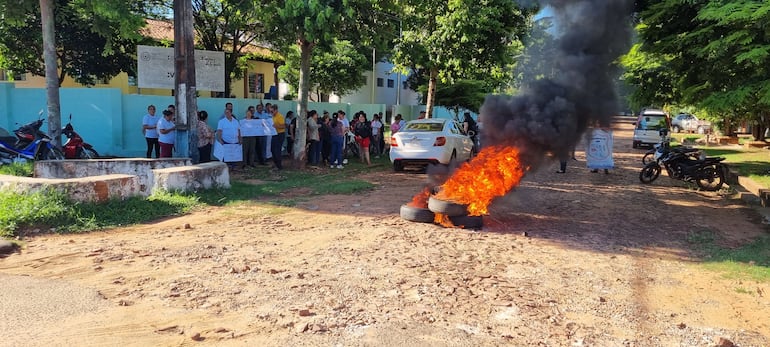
[371,48,376,104]
[40,0,61,148]
[173,0,198,161]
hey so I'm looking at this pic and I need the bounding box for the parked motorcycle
[344,130,359,159]
[0,117,64,162]
[62,114,99,159]
[639,147,727,191]
[642,129,671,165]
[0,149,13,165]
[642,136,700,166]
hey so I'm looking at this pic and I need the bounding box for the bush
[0,162,33,177]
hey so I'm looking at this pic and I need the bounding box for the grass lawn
[701,146,770,188]
[0,157,389,237]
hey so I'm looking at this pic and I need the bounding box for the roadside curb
[727,168,770,206]
[727,168,770,224]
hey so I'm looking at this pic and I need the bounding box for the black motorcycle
[641,128,701,165]
[639,148,727,191]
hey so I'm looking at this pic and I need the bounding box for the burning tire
[427,196,468,217]
[449,215,483,229]
[400,204,435,223]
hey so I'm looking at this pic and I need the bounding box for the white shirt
[143,113,159,138]
[217,117,240,144]
[371,120,382,135]
[157,117,175,144]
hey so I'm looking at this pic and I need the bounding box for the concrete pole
[371,48,376,104]
[173,0,198,161]
[39,0,61,148]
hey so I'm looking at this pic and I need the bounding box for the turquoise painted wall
[1,84,390,157]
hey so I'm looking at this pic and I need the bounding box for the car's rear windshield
[637,115,668,131]
[402,122,444,132]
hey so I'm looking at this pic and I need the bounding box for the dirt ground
[1,120,769,347]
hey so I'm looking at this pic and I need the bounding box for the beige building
[1,19,282,99]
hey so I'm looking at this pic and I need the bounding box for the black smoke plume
[480,0,633,169]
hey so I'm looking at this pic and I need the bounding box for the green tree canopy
[188,0,274,97]
[632,0,770,138]
[259,0,395,165]
[391,0,533,117]
[0,0,149,86]
[278,39,368,101]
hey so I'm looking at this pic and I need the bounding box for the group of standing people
[141,104,177,158]
[142,102,287,170]
[297,110,387,168]
[143,104,408,171]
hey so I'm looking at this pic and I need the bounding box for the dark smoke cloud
[480,0,633,169]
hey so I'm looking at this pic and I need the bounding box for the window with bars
[248,73,264,94]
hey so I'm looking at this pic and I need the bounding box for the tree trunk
[425,68,438,118]
[40,0,61,148]
[722,116,734,137]
[292,39,312,168]
[751,114,765,141]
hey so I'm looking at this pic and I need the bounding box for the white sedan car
[389,119,475,171]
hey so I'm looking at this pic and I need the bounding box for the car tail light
[433,137,446,146]
[390,137,398,147]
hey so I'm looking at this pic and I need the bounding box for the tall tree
[635,0,770,139]
[278,39,368,101]
[620,42,680,111]
[0,0,150,146]
[188,0,268,98]
[0,0,148,86]
[260,0,394,167]
[391,0,532,117]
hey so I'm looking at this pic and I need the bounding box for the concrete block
[152,161,230,193]
[716,136,739,145]
[0,174,141,202]
[2,159,229,203]
[736,174,770,207]
[35,158,191,193]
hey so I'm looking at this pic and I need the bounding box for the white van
[632,109,670,148]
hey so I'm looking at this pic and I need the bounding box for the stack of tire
[400,195,483,229]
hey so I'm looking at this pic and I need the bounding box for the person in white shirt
[157,110,176,158]
[216,109,241,145]
[142,105,160,158]
[216,108,242,169]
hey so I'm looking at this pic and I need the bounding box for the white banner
[213,142,243,162]
[239,119,276,137]
[137,45,225,92]
[586,129,614,169]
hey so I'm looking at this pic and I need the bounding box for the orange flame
[434,145,526,215]
[434,213,454,227]
[408,187,431,208]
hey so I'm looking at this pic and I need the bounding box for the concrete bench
[0,174,141,202]
[1,159,231,203]
[744,141,768,149]
[716,136,739,145]
[152,161,230,192]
